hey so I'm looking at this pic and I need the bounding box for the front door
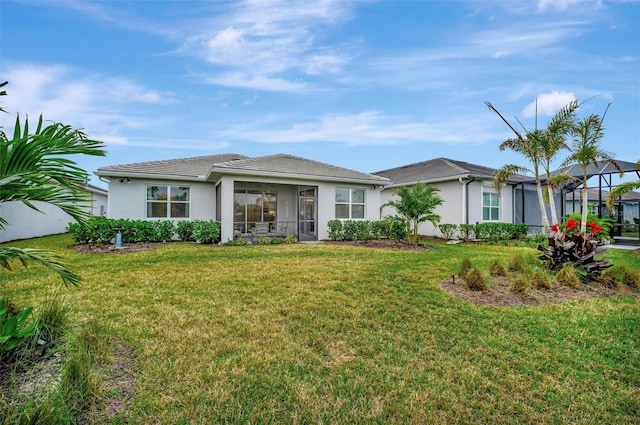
[298,186,317,241]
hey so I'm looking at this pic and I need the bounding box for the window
[335,187,365,219]
[234,189,277,233]
[146,185,190,218]
[482,192,499,221]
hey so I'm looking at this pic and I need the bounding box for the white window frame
[482,189,500,222]
[335,187,366,219]
[146,184,190,219]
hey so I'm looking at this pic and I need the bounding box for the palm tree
[487,100,579,234]
[0,81,107,286]
[383,182,443,245]
[562,105,622,234]
[606,161,640,211]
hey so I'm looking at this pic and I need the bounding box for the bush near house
[67,217,221,245]
[327,217,407,243]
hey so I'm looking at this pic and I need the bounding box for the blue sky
[1,0,639,188]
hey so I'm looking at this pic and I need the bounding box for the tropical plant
[1,299,37,360]
[486,100,578,234]
[382,182,443,245]
[606,160,640,211]
[0,81,106,286]
[561,105,622,234]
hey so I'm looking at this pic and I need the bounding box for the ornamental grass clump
[458,258,473,279]
[555,263,582,289]
[488,259,506,277]
[463,267,487,291]
[510,274,530,294]
[507,253,530,273]
[531,268,553,290]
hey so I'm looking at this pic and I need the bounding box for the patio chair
[251,222,271,242]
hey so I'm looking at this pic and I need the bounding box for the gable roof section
[96,153,389,185]
[95,154,250,180]
[372,157,528,188]
[210,154,389,185]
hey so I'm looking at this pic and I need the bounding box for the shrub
[510,274,529,294]
[438,224,458,240]
[176,221,195,242]
[488,259,506,277]
[531,268,553,290]
[458,258,473,279]
[556,263,582,288]
[192,220,221,244]
[258,236,272,245]
[284,234,297,244]
[380,216,407,242]
[327,220,344,241]
[153,220,175,242]
[463,267,487,291]
[459,224,475,241]
[342,220,358,241]
[270,237,284,245]
[0,299,37,360]
[224,238,247,246]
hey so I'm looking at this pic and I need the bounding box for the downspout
[459,177,475,225]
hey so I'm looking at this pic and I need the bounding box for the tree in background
[487,100,579,235]
[606,160,640,211]
[561,105,622,235]
[0,81,107,286]
[383,182,443,245]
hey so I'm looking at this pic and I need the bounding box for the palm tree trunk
[547,185,559,226]
[581,184,588,234]
[536,180,550,234]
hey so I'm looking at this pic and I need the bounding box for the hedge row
[67,217,221,244]
[327,217,407,243]
[440,222,528,241]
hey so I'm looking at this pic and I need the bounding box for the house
[0,183,108,243]
[95,153,390,243]
[373,158,537,237]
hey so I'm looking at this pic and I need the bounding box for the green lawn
[2,234,639,424]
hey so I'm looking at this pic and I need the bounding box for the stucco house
[95,153,389,243]
[373,158,538,237]
[0,183,108,243]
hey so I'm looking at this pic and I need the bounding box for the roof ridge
[98,153,247,170]
[440,157,469,174]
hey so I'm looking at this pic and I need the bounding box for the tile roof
[212,154,389,184]
[96,153,388,184]
[372,157,528,186]
[95,154,250,179]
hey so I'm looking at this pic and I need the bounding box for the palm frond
[0,247,81,287]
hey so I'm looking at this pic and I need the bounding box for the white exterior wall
[107,178,215,221]
[212,175,383,243]
[380,179,516,237]
[0,189,108,243]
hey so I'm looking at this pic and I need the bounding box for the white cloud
[537,0,603,12]
[0,63,173,145]
[206,72,307,92]
[521,91,577,117]
[218,111,500,146]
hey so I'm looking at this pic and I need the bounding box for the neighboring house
[373,157,540,237]
[95,153,389,243]
[0,183,108,243]
[565,188,640,225]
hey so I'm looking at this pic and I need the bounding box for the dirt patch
[70,242,165,254]
[439,276,639,307]
[79,338,137,424]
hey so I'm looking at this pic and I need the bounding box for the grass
[1,234,639,424]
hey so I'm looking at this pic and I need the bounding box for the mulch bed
[439,276,638,307]
[69,242,165,254]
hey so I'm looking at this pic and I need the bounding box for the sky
[1,0,639,189]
